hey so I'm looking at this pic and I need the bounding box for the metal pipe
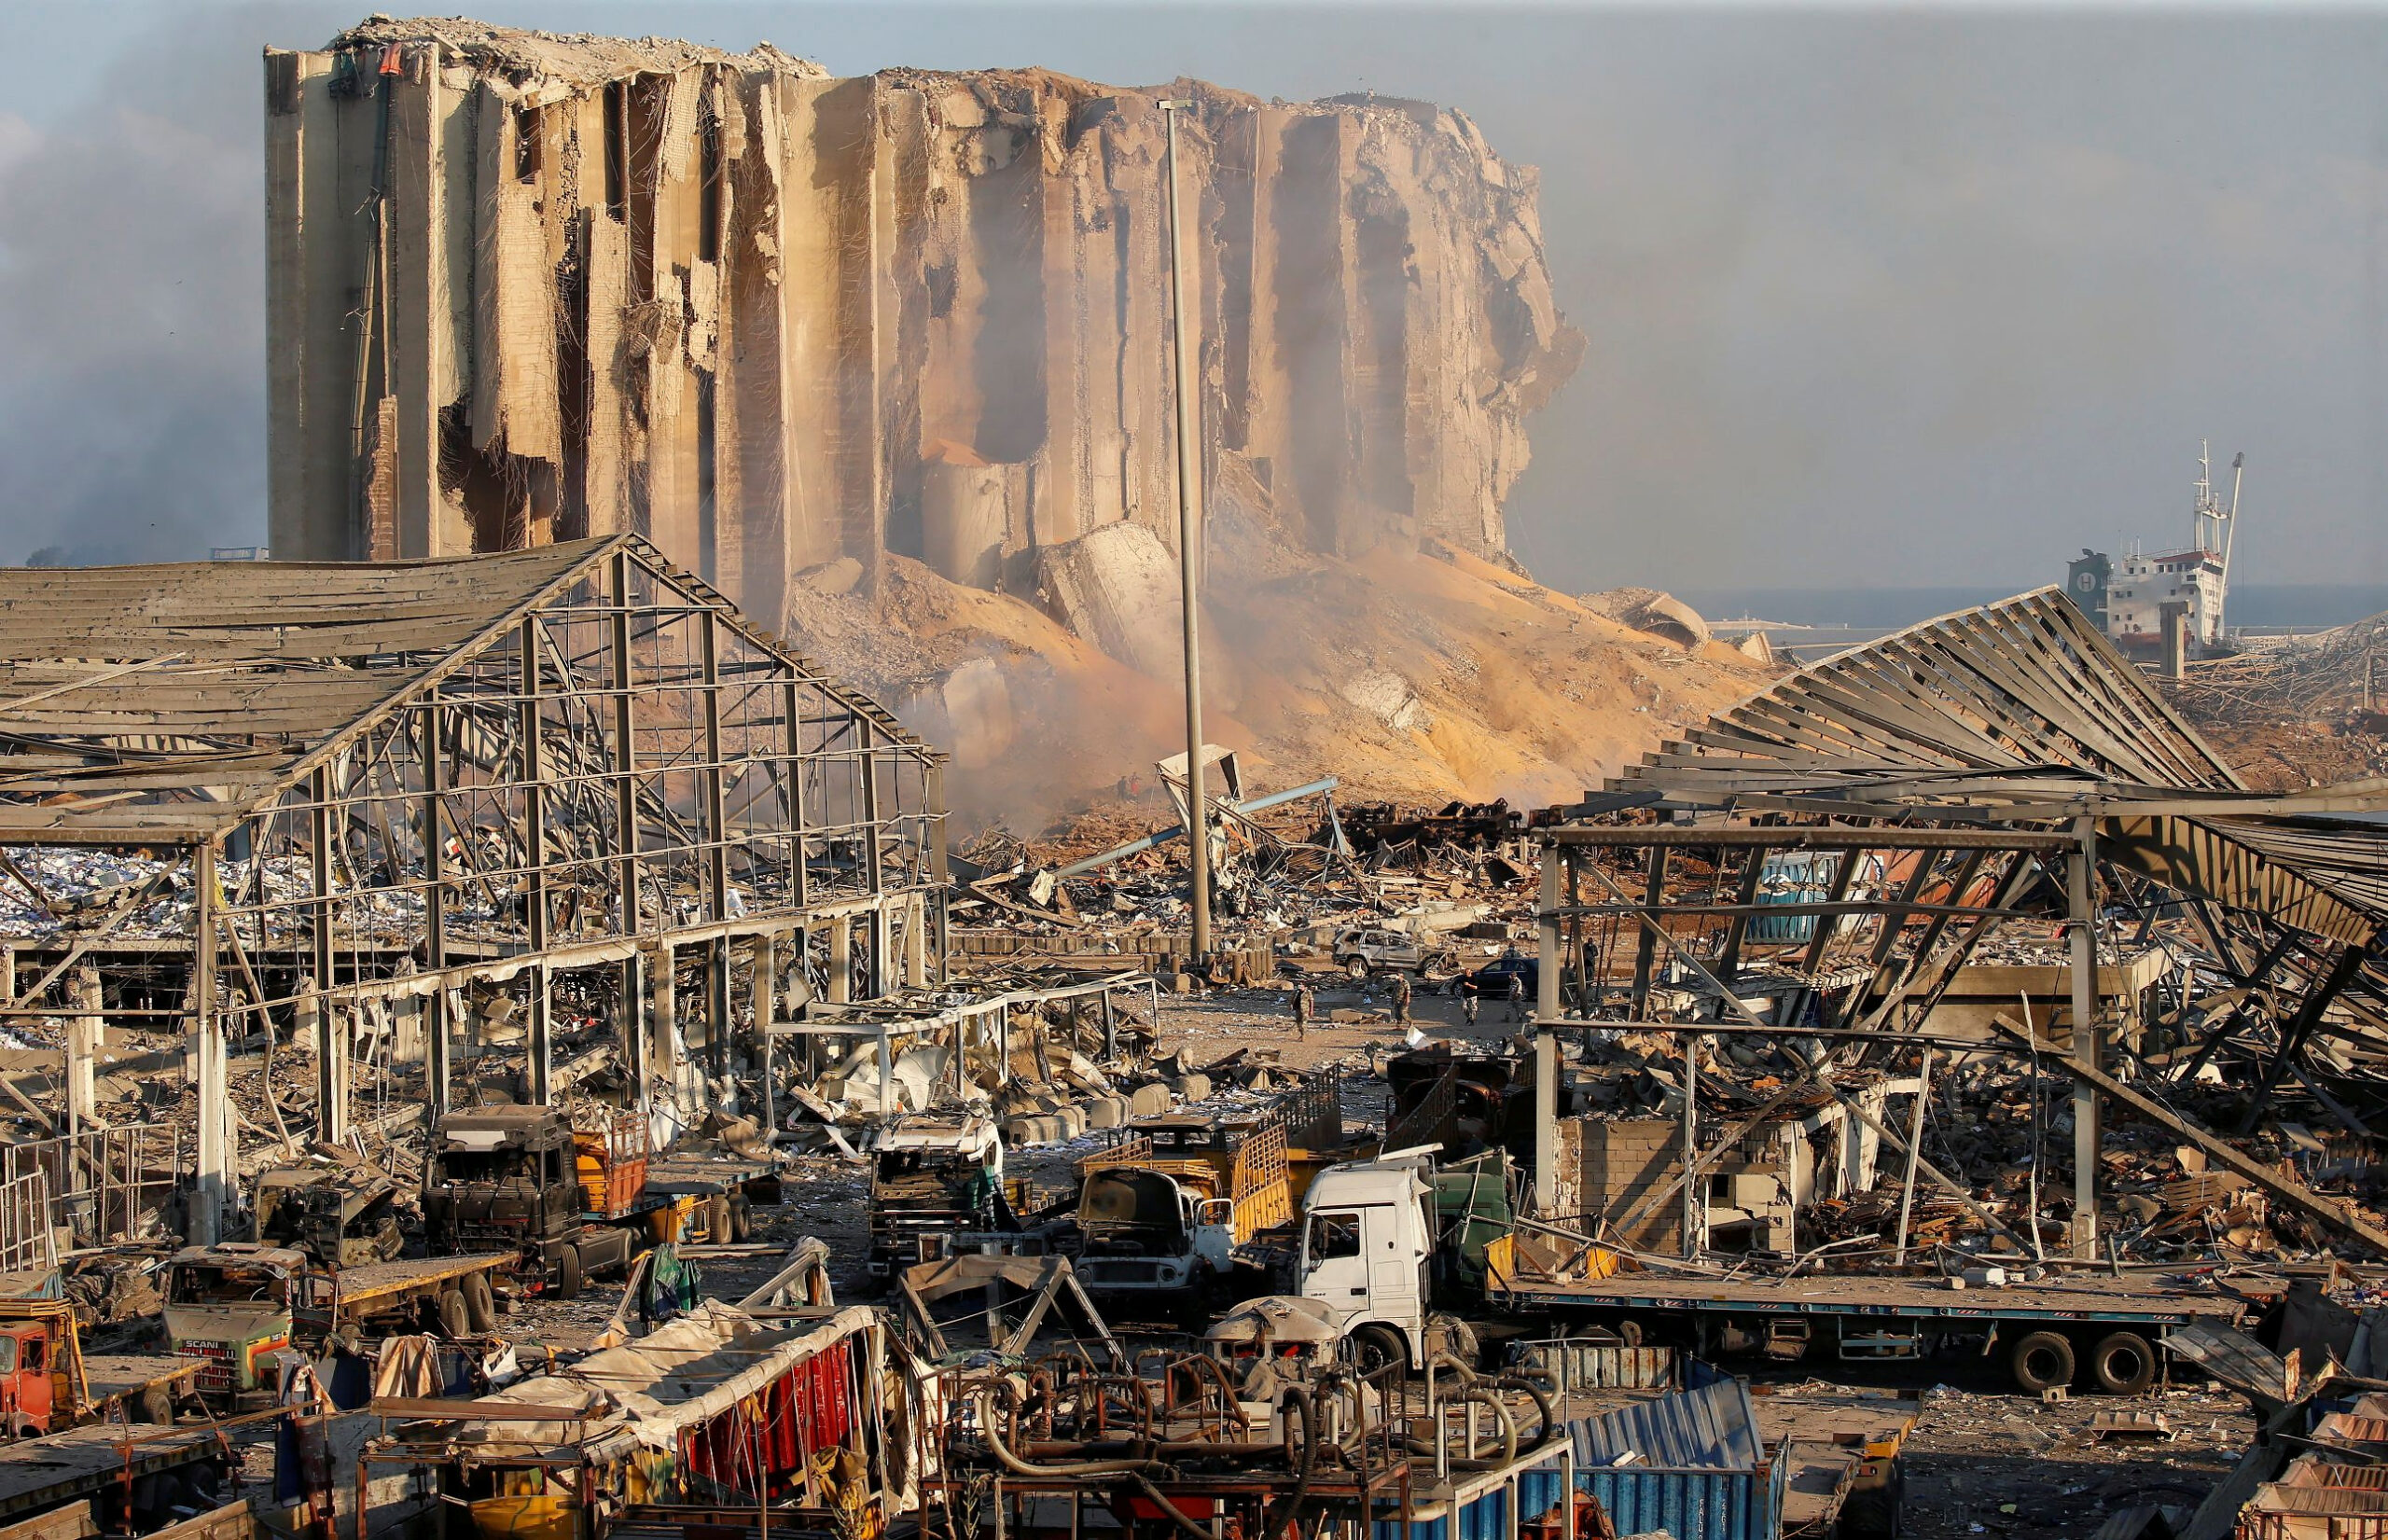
[1048,779,1338,881]
[972,1387,1158,1478]
[1160,97,1210,962]
[1267,1384,1321,1540]
[1492,1373,1559,1456]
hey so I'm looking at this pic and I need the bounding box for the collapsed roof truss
[1544,586,2388,1256]
[0,535,948,1026]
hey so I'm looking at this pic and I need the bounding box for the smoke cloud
[0,4,2383,598]
[0,9,265,565]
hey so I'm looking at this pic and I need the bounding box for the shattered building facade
[262,19,1583,635]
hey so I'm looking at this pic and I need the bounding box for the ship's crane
[2192,440,2245,602]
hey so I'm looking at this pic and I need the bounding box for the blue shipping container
[1569,1379,1785,1540]
[1373,1449,1569,1540]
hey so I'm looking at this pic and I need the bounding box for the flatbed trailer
[167,1244,515,1401]
[644,1151,782,1242]
[1494,1269,2253,1394]
[0,1425,223,1528]
[333,1253,512,1303]
[77,1358,200,1423]
[1753,1394,1922,1538]
[304,1252,517,1327]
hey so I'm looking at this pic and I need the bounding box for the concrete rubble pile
[2162,607,2388,793]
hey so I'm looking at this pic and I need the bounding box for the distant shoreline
[1670,584,2388,631]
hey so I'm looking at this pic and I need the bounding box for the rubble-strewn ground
[2171,712,2388,791]
[1898,1381,2246,1540]
[2160,613,2388,790]
[790,541,1772,831]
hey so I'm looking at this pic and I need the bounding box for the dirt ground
[1897,1380,2246,1539]
[1729,1360,2251,1540]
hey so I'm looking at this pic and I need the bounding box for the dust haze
[1,4,2384,594]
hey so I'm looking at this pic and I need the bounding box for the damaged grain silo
[262,17,1583,638]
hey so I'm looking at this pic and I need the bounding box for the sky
[0,1,2384,595]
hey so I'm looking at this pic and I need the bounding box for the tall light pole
[1160,97,1212,962]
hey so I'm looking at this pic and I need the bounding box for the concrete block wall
[1577,1117,1685,1256]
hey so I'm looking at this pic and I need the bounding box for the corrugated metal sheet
[1520,1464,1567,1521]
[1372,1450,1569,1540]
[2103,816,2375,948]
[1578,1466,1775,1540]
[2162,1322,2293,1405]
[1565,1380,1783,1540]
[1511,1339,1677,1391]
[1571,1378,1765,1470]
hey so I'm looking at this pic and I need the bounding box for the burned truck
[253,1166,404,1268]
[163,1243,510,1402]
[1072,1114,1293,1301]
[424,1106,757,1296]
[423,1108,640,1296]
[866,1116,1013,1278]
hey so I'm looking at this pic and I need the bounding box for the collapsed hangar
[0,534,945,1242]
[1524,588,2388,1258]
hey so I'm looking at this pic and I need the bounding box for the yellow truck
[1073,1108,1294,1299]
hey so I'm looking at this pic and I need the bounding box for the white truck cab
[1286,1153,1438,1370]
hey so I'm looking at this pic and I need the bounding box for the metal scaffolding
[0,534,947,1242]
[1534,587,2388,1260]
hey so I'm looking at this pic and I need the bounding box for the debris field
[0,18,2381,1540]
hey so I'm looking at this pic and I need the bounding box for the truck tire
[1344,956,1370,980]
[707,1193,733,1242]
[729,1196,752,1242]
[2089,1331,2157,1396]
[139,1385,174,1426]
[2010,1330,2076,1394]
[1350,1324,1408,1378]
[462,1271,497,1334]
[437,1288,471,1339]
[557,1244,584,1300]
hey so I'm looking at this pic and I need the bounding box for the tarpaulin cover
[447,1303,880,1461]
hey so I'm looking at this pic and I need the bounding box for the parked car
[1332,927,1455,979]
[1458,953,1538,999]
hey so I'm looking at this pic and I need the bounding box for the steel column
[421,697,451,1119]
[521,617,552,1104]
[311,764,346,1143]
[189,842,225,1246]
[2067,818,2100,1258]
[612,550,646,1116]
[700,610,730,1079]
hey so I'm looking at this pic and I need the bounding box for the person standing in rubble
[1391,971,1413,1026]
[1294,983,1314,1040]
[1505,970,1526,1023]
[1464,991,1480,1029]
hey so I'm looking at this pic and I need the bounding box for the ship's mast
[2192,440,2219,553]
